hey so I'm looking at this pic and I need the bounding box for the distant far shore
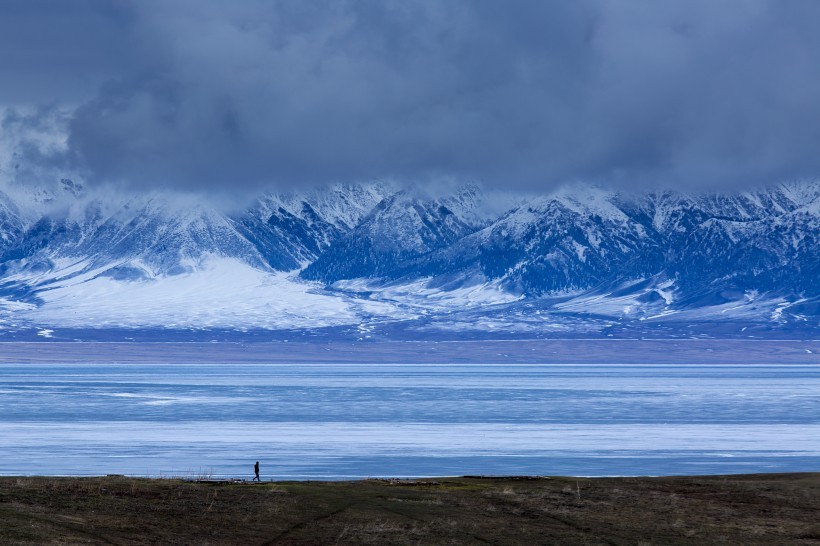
[2,473,819,544]
[1,338,818,365]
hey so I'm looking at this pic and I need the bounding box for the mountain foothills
[0,179,817,339]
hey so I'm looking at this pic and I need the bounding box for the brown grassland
[1,473,819,545]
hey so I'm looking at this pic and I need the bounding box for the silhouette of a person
[253,461,260,482]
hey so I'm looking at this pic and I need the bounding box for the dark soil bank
[1,473,819,545]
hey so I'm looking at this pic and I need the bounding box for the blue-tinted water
[1,361,819,478]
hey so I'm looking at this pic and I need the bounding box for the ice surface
[1,344,818,478]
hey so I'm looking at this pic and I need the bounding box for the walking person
[253,461,260,482]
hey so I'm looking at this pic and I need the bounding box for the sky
[2,0,820,194]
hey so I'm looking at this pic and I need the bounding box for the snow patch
[20,256,400,329]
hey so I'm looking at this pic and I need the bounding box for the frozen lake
[1,341,819,479]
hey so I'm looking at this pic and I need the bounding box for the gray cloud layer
[2,0,820,192]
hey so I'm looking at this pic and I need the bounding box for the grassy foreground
[1,474,819,545]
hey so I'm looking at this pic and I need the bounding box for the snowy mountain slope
[611,183,820,295]
[0,195,269,282]
[374,188,661,294]
[0,179,89,256]
[0,179,816,336]
[0,182,399,330]
[230,183,391,270]
[298,181,817,334]
[0,189,24,251]
[368,182,820,298]
[0,182,391,282]
[302,186,487,282]
[272,182,395,232]
[0,255,403,330]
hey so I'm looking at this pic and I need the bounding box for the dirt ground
[1,473,819,545]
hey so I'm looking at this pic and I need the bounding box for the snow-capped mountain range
[0,179,817,339]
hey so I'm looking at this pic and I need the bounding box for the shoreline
[3,472,819,544]
[1,470,815,481]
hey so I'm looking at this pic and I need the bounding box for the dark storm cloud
[3,0,820,191]
[0,0,138,105]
